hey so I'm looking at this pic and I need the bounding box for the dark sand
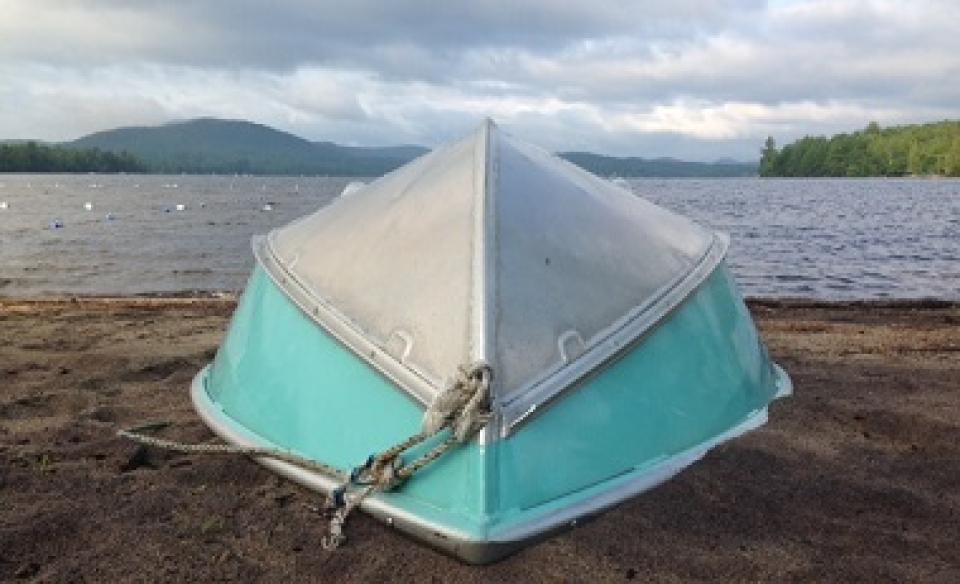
[1,297,958,582]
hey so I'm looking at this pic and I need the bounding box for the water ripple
[0,175,958,299]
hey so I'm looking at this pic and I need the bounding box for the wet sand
[1,297,958,582]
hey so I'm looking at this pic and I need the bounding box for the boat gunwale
[254,234,439,407]
[498,233,728,434]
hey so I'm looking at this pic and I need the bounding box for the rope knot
[349,453,405,491]
[421,361,492,440]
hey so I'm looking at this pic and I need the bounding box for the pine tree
[759,136,778,177]
[946,137,960,177]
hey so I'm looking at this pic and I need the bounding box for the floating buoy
[262,203,274,212]
[175,203,186,211]
[105,212,115,221]
[49,219,64,229]
[199,202,207,208]
[84,202,94,211]
[0,201,7,210]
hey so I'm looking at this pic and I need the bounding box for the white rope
[118,362,493,551]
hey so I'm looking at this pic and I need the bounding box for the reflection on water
[0,174,957,299]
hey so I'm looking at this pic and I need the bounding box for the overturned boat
[191,120,791,563]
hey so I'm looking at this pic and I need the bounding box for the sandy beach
[1,297,958,582]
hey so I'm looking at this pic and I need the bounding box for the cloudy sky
[1,0,958,160]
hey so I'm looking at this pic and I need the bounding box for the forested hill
[68,118,428,176]
[559,152,756,177]
[68,118,756,177]
[760,120,960,177]
[3,117,758,176]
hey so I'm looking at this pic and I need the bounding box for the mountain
[67,118,429,176]
[52,117,757,177]
[559,152,757,178]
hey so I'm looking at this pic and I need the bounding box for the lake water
[0,174,957,299]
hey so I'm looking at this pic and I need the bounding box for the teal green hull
[195,262,789,562]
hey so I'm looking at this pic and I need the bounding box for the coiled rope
[118,362,492,550]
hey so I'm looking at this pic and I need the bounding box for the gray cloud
[0,0,760,70]
[1,0,958,160]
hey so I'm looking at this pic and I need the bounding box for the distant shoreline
[0,169,760,179]
[4,118,760,178]
[5,171,960,179]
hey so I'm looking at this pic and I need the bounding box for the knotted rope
[322,361,491,549]
[118,361,492,551]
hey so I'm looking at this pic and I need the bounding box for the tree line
[0,141,146,173]
[560,152,756,177]
[760,120,960,177]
